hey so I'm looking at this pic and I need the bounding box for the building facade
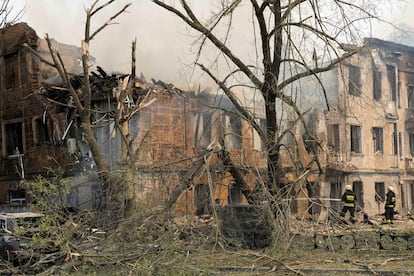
[309,38,414,217]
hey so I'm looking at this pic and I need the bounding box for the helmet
[345,185,352,191]
[388,186,394,192]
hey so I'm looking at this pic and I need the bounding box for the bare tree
[151,1,388,212]
[0,0,25,28]
[26,0,132,210]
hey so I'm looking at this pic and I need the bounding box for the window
[373,68,382,100]
[350,125,361,153]
[393,123,398,155]
[410,133,414,156]
[408,86,414,108]
[399,132,403,157]
[223,113,242,149]
[193,111,212,148]
[3,122,24,157]
[387,65,396,102]
[352,181,364,210]
[375,182,385,202]
[195,184,211,215]
[330,182,342,211]
[411,183,414,210]
[33,117,51,144]
[9,189,26,204]
[348,65,361,96]
[228,184,242,205]
[327,124,340,151]
[253,118,266,151]
[306,182,321,215]
[372,127,383,153]
[4,52,19,89]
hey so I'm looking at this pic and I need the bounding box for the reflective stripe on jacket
[341,190,356,208]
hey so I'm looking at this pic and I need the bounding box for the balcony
[326,148,357,173]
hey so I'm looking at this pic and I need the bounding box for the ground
[3,211,414,275]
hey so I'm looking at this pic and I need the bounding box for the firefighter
[384,186,396,224]
[340,185,357,223]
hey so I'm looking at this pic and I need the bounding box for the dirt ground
[4,211,414,275]
[66,213,414,275]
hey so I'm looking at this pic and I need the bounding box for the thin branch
[89,3,131,41]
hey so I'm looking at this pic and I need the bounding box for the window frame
[372,127,383,154]
[2,120,25,158]
[348,65,362,96]
[350,125,362,154]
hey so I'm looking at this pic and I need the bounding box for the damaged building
[3,21,414,219]
[0,22,270,214]
[304,38,414,217]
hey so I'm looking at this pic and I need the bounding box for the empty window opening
[352,181,364,210]
[350,125,361,153]
[387,65,397,102]
[373,68,382,100]
[4,122,24,157]
[393,123,398,155]
[330,182,342,211]
[33,117,51,144]
[306,182,321,215]
[372,127,383,153]
[195,184,211,215]
[228,184,242,205]
[327,124,340,151]
[375,182,385,202]
[224,113,242,149]
[348,65,361,96]
[4,52,19,89]
[410,133,414,157]
[253,118,266,151]
[410,182,414,210]
[408,86,414,108]
[193,111,212,148]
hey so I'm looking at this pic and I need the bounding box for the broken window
[306,182,320,215]
[195,184,211,215]
[4,52,19,89]
[3,122,24,157]
[387,65,396,102]
[327,124,340,151]
[8,189,26,204]
[352,181,364,210]
[20,52,29,86]
[253,118,266,151]
[408,86,414,108]
[228,184,242,205]
[348,65,361,96]
[393,123,398,155]
[224,113,242,149]
[372,127,383,154]
[350,125,361,153]
[373,68,382,100]
[375,182,385,202]
[410,182,414,210]
[330,182,342,211]
[32,117,51,144]
[193,111,212,148]
[410,133,414,156]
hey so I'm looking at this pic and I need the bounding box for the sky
[9,0,414,88]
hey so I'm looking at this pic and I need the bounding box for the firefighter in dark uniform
[340,185,357,223]
[384,186,396,224]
